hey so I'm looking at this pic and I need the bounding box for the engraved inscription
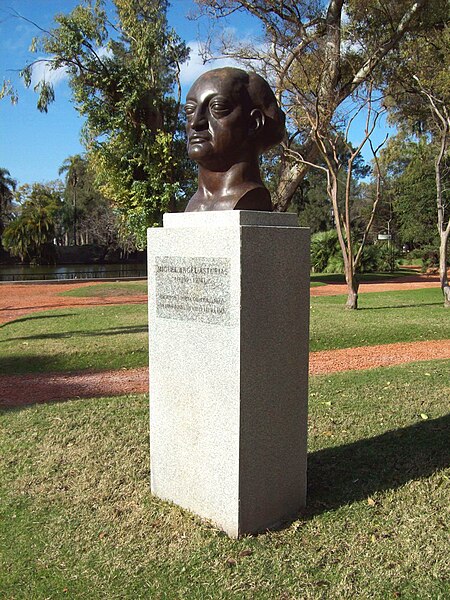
[155,256,231,324]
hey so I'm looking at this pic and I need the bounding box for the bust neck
[186,159,272,211]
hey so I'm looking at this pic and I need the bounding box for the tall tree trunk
[440,230,450,307]
[273,140,319,211]
[434,118,450,307]
[344,267,359,310]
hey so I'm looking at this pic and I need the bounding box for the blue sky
[0,0,261,187]
[0,1,392,188]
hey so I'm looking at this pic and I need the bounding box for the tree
[58,154,85,246]
[2,182,63,263]
[58,154,111,246]
[196,0,443,210]
[383,26,450,305]
[0,167,17,240]
[379,136,437,249]
[296,91,387,308]
[16,0,190,246]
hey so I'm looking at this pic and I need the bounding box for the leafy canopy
[20,0,190,245]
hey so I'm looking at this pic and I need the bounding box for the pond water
[0,263,147,282]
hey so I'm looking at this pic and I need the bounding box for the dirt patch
[0,274,442,324]
[2,339,449,409]
[0,281,147,324]
[1,275,447,408]
[310,273,441,297]
[0,368,148,408]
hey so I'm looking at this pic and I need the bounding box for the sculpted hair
[246,71,286,152]
[201,67,286,153]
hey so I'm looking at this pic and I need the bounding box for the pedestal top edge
[161,211,301,229]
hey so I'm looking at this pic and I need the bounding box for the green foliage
[411,245,441,272]
[381,136,439,248]
[311,230,400,274]
[91,129,180,247]
[359,243,399,273]
[57,153,136,251]
[384,25,450,134]
[311,230,343,273]
[0,167,17,238]
[2,182,63,263]
[21,0,191,244]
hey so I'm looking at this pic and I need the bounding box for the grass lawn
[310,269,414,284]
[0,304,148,375]
[60,272,411,298]
[1,288,448,375]
[64,281,328,296]
[310,287,450,351]
[1,361,449,599]
[61,281,148,297]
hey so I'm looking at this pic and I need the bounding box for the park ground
[0,272,449,598]
[0,271,448,405]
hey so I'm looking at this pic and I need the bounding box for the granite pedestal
[147,211,310,537]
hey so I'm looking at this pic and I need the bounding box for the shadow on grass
[305,413,450,518]
[1,324,148,343]
[311,270,418,285]
[358,302,441,311]
[0,349,148,379]
[0,313,76,327]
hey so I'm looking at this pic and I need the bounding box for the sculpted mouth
[189,135,210,144]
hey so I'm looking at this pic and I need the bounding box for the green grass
[0,304,148,375]
[310,269,414,284]
[1,288,448,375]
[62,273,412,296]
[310,287,449,351]
[61,281,148,297]
[1,361,448,599]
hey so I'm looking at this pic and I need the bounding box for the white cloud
[31,57,68,87]
[180,40,241,93]
[29,46,111,88]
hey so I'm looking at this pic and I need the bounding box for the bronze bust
[184,67,285,212]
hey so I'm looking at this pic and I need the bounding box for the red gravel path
[1,275,448,408]
[0,281,147,324]
[0,273,442,324]
[2,339,449,409]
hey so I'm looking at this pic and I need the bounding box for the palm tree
[0,167,17,239]
[59,155,85,245]
[2,183,62,264]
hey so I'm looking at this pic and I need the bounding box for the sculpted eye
[184,103,197,117]
[209,100,232,117]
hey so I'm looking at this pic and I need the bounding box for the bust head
[184,67,285,212]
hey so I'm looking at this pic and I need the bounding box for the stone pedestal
[147,211,309,537]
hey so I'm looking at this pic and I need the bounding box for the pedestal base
[147,211,310,536]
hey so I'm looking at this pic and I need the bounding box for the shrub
[310,230,342,273]
[310,230,400,273]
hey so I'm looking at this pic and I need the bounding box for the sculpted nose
[191,108,208,131]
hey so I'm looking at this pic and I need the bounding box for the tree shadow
[0,313,76,327]
[359,302,441,311]
[1,324,148,343]
[304,413,450,518]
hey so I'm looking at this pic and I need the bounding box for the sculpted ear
[249,108,265,136]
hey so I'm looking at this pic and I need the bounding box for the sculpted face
[185,71,254,170]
